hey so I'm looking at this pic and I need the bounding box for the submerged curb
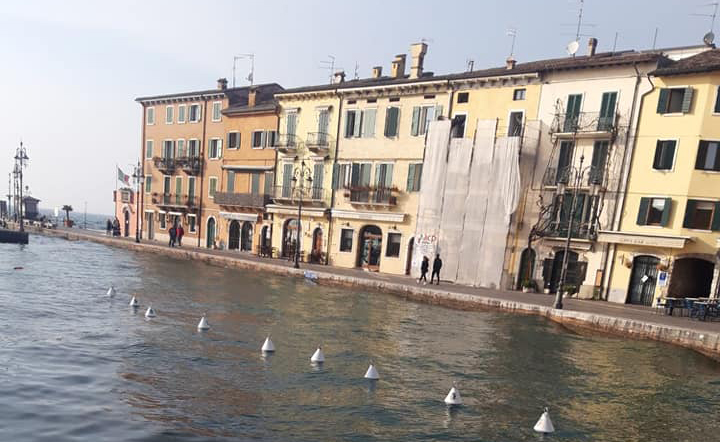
[37,228,720,360]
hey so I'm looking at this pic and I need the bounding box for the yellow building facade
[604,50,720,305]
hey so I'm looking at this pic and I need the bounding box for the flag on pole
[117,167,130,185]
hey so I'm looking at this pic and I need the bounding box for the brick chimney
[391,54,406,78]
[248,87,257,107]
[333,70,346,84]
[217,77,228,90]
[409,42,427,79]
[506,57,516,70]
[372,66,383,78]
[587,37,598,56]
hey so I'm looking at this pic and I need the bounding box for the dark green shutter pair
[656,88,694,114]
[384,107,399,137]
[682,199,720,230]
[636,197,672,226]
[695,141,720,171]
[653,140,676,169]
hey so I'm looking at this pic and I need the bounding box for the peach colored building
[113,187,138,238]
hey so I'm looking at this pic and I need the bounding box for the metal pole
[18,144,24,233]
[554,154,585,309]
[135,162,141,243]
[294,161,305,269]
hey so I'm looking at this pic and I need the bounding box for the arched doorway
[241,222,253,252]
[357,225,382,271]
[517,248,536,289]
[260,225,271,256]
[228,220,240,250]
[282,219,298,258]
[542,250,579,293]
[206,217,216,248]
[123,209,130,237]
[668,257,714,298]
[627,255,660,305]
[310,227,323,263]
[405,237,415,275]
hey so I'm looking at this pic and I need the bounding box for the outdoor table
[663,297,680,316]
[692,301,711,321]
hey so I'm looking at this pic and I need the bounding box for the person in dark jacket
[106,219,112,236]
[176,224,184,247]
[169,225,177,247]
[431,253,442,285]
[419,256,429,284]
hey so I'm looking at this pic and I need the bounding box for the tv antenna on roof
[692,2,719,45]
[319,55,336,84]
[507,28,518,58]
[233,54,255,87]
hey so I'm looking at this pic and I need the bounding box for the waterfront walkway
[33,226,720,359]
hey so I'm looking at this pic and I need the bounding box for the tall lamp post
[14,142,29,233]
[554,153,592,309]
[292,160,313,269]
[132,161,144,243]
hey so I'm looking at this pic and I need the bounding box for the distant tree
[62,205,73,226]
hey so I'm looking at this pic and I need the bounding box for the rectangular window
[589,141,609,185]
[637,197,672,226]
[312,163,324,199]
[598,91,617,131]
[375,163,393,189]
[411,106,436,136]
[188,214,196,232]
[384,106,400,137]
[145,140,153,159]
[282,163,293,198]
[227,132,240,149]
[251,173,261,195]
[563,94,582,132]
[176,139,186,157]
[188,177,195,200]
[266,130,277,147]
[264,172,274,195]
[286,112,297,137]
[208,138,222,159]
[159,214,166,230]
[508,111,524,136]
[318,109,330,134]
[653,140,677,170]
[208,177,217,198]
[165,105,174,124]
[451,114,466,138]
[332,163,352,190]
[175,177,182,203]
[212,101,222,122]
[345,110,361,138]
[163,140,175,158]
[188,139,199,157]
[252,131,265,148]
[189,104,201,122]
[362,109,376,137]
[683,200,720,230]
[657,87,693,114]
[340,229,354,252]
[513,89,526,101]
[226,171,235,193]
[146,107,155,125]
[406,163,423,191]
[163,176,171,195]
[177,104,186,123]
[695,140,720,171]
[556,141,574,184]
[145,176,152,193]
[715,86,720,113]
[457,92,469,103]
[386,233,401,257]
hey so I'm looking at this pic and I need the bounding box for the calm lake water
[1,235,719,441]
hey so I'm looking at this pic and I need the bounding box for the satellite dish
[704,31,715,46]
[566,40,580,56]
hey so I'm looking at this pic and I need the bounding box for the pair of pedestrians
[168,224,185,247]
[419,254,443,285]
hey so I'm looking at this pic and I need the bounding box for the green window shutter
[362,109,376,137]
[696,141,708,170]
[681,87,694,113]
[384,164,394,187]
[332,163,340,189]
[715,86,720,113]
[353,112,362,138]
[175,177,182,194]
[227,171,235,193]
[411,107,420,136]
[661,198,672,226]
[264,172,273,195]
[657,89,669,114]
[251,173,260,195]
[435,105,443,119]
[406,164,415,191]
[384,107,399,137]
[188,177,195,198]
[637,197,650,225]
[683,199,697,228]
[712,202,720,231]
[663,141,676,169]
[344,111,354,138]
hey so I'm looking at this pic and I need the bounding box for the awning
[331,209,405,223]
[168,211,183,216]
[219,211,258,222]
[597,230,692,249]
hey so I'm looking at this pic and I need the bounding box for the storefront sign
[597,231,689,249]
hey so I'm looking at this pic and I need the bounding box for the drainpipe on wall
[197,96,210,247]
[325,91,343,265]
[140,103,147,240]
[600,64,654,301]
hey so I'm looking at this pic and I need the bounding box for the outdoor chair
[653,298,667,315]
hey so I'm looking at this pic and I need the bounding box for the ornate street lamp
[14,142,29,233]
[292,160,313,269]
[132,161,144,243]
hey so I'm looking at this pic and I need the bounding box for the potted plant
[562,284,578,298]
[521,279,536,293]
[543,282,551,294]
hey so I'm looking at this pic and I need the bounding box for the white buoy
[107,286,116,297]
[145,306,156,318]
[444,384,462,406]
[129,296,139,307]
[364,363,379,380]
[310,347,324,363]
[197,316,210,331]
[534,407,555,433]
[261,336,275,352]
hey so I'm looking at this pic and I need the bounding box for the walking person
[431,253,443,285]
[176,224,184,247]
[106,219,112,236]
[419,256,429,284]
[168,224,176,247]
[112,218,120,236]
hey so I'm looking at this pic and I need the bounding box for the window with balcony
[563,94,582,132]
[457,92,469,103]
[657,87,693,114]
[178,104,186,123]
[227,171,235,193]
[555,141,574,184]
[636,197,671,226]
[188,139,200,157]
[695,140,720,171]
[411,105,441,136]
[407,163,423,191]
[554,191,594,238]
[146,107,155,125]
[451,114,466,138]
[286,112,297,137]
[589,141,609,185]
[208,138,222,159]
[384,106,400,138]
[340,229,353,252]
[163,140,175,158]
[653,140,676,170]
[175,177,182,204]
[165,105,174,124]
[683,200,720,230]
[311,163,324,199]
[176,139,186,157]
[227,132,240,149]
[332,163,351,189]
[188,177,195,200]
[282,163,293,198]
[598,91,617,131]
[208,177,218,198]
[212,101,222,122]
[251,173,261,195]
[508,111,524,136]
[513,89,526,101]
[386,233,401,257]
[145,140,153,159]
[189,104,201,122]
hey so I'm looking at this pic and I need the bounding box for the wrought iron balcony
[214,192,271,209]
[176,156,202,175]
[587,165,606,186]
[551,112,615,136]
[151,193,199,211]
[306,132,333,154]
[543,165,606,188]
[276,134,300,154]
[152,157,176,173]
[271,185,326,206]
[347,187,398,207]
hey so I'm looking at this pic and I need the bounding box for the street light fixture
[292,160,313,269]
[132,161,144,243]
[14,142,29,233]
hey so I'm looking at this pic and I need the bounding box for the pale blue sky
[0,0,709,214]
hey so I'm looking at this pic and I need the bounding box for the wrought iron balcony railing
[543,165,606,187]
[272,185,326,205]
[213,192,271,208]
[152,157,176,172]
[276,134,300,154]
[152,193,199,210]
[176,156,202,175]
[306,132,333,153]
[552,112,615,135]
[347,187,398,207]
